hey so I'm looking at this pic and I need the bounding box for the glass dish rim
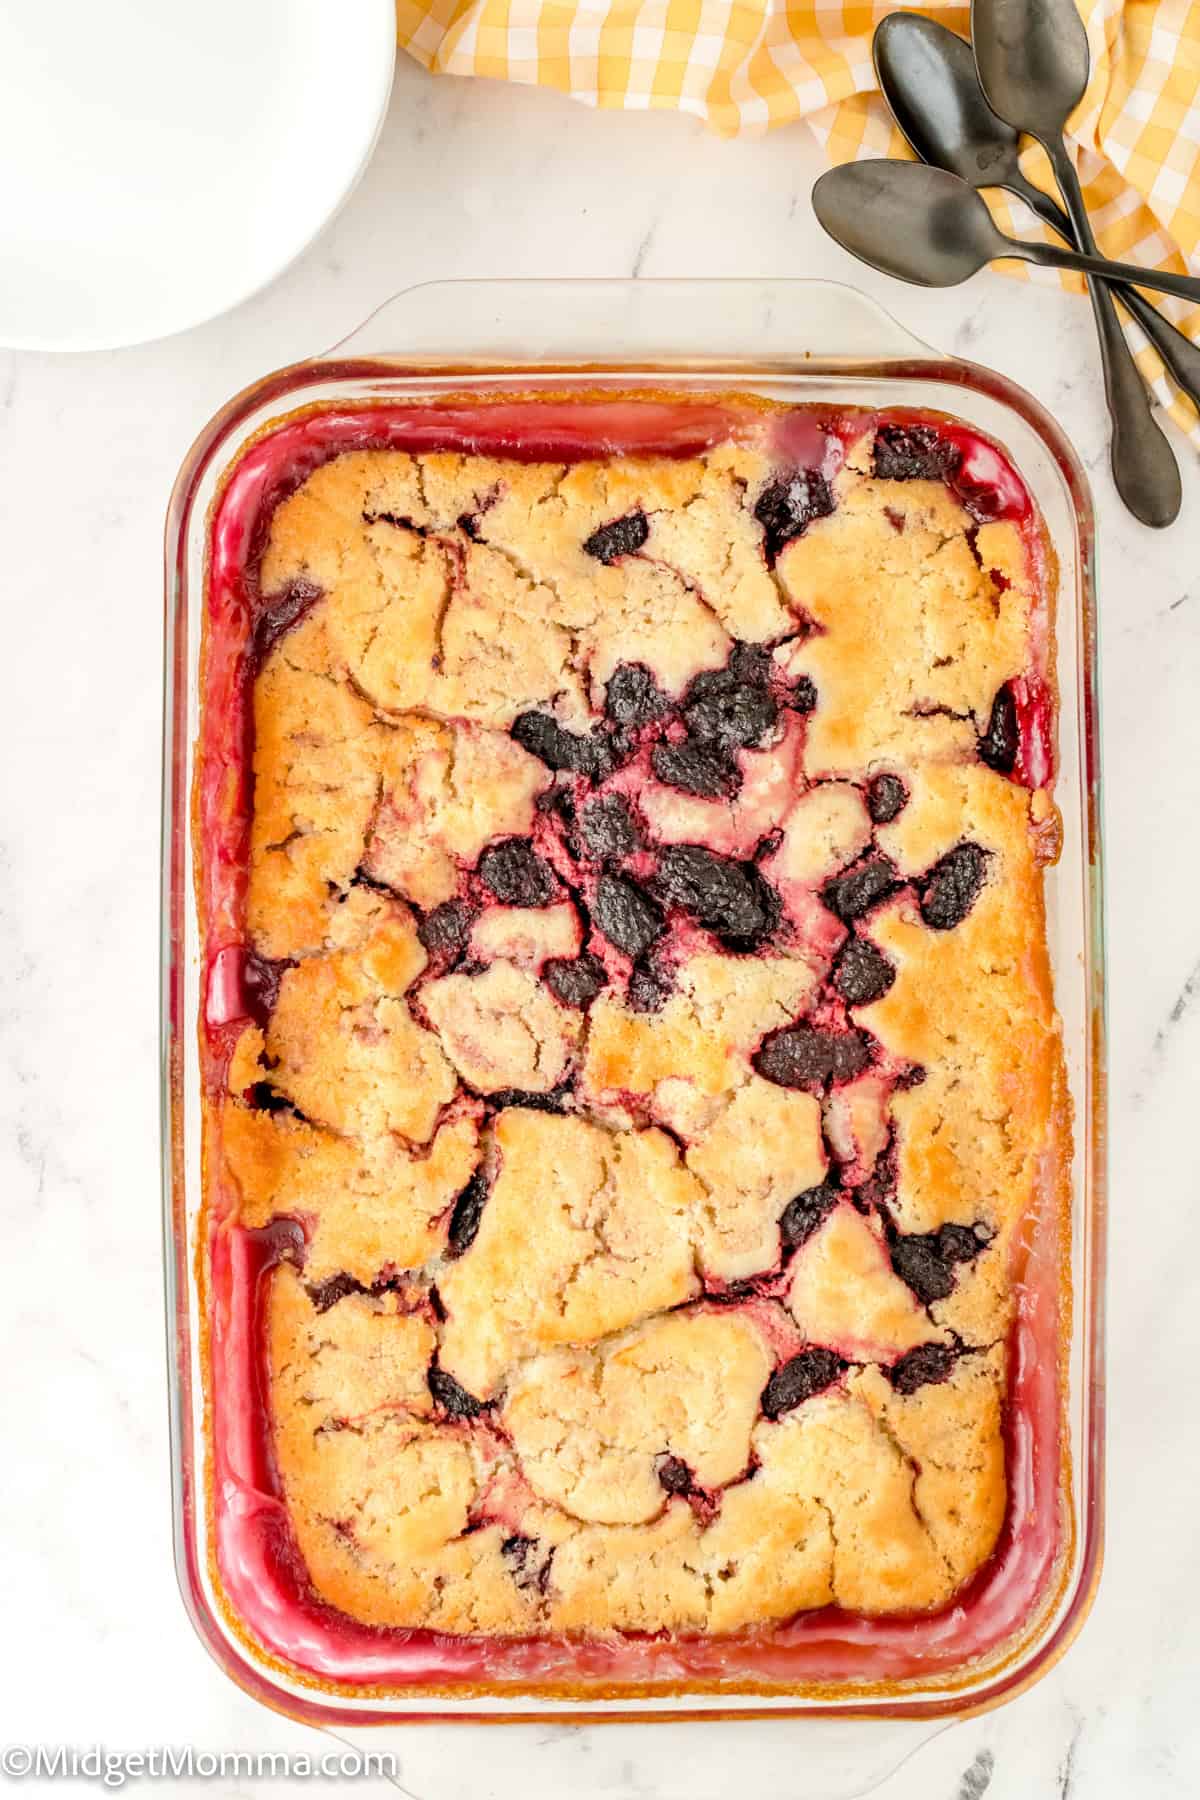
[161,276,1107,1729]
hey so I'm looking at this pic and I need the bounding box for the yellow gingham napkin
[396,0,1200,436]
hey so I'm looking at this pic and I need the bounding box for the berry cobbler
[198,395,1069,1690]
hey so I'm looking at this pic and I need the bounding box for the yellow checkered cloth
[396,0,1200,436]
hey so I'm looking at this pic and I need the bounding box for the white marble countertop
[2,51,1198,1800]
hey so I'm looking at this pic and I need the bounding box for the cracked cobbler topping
[204,399,1065,1649]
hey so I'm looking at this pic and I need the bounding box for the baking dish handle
[324,278,940,367]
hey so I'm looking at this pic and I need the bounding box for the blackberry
[656,1456,694,1496]
[478,838,556,907]
[683,653,778,750]
[866,772,908,824]
[655,844,780,950]
[873,423,962,483]
[418,899,473,962]
[447,1169,489,1257]
[889,1342,957,1394]
[242,951,292,1028]
[627,955,672,1012]
[978,684,1020,775]
[427,1367,488,1419]
[511,712,629,781]
[779,1179,840,1250]
[487,1083,574,1115]
[578,794,640,863]
[544,953,607,1009]
[761,1349,845,1419]
[754,1025,871,1092]
[918,842,987,931]
[583,510,650,564]
[306,1272,367,1313]
[832,937,895,1007]
[604,661,671,726]
[785,674,818,715]
[821,854,900,924]
[890,1223,989,1306]
[651,737,741,799]
[754,469,836,565]
[593,872,665,959]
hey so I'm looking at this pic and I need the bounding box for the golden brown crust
[209,413,1064,1644]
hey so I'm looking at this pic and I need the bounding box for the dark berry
[478,838,556,907]
[654,845,780,951]
[544,953,607,1009]
[918,842,987,930]
[418,899,473,961]
[978,684,1019,775]
[856,1145,897,1213]
[243,952,292,1028]
[511,711,583,772]
[656,1455,694,1496]
[821,854,899,924]
[251,578,323,669]
[593,872,665,958]
[890,1234,956,1304]
[306,1271,367,1313]
[511,711,627,781]
[889,1342,957,1395]
[651,737,741,799]
[780,1179,840,1250]
[684,680,777,752]
[604,661,671,726]
[246,1081,295,1116]
[579,794,640,863]
[584,510,650,564]
[754,469,836,565]
[785,675,818,715]
[866,772,908,824]
[427,1367,488,1419]
[627,955,672,1012]
[937,1220,992,1262]
[447,1169,489,1257]
[873,423,962,483]
[729,641,774,683]
[761,1348,846,1420]
[487,1082,573,1115]
[833,937,895,1007]
[536,784,575,820]
[501,1534,553,1594]
[755,1025,871,1092]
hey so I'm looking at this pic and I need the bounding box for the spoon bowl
[813,161,1014,287]
[873,14,1022,190]
[971,0,1090,138]
[813,159,1200,300]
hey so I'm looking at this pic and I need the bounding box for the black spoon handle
[1022,231,1200,304]
[1032,137,1181,526]
[1009,169,1200,415]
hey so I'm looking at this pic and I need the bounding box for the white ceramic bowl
[0,0,396,351]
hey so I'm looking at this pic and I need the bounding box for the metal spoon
[874,12,1200,417]
[970,0,1182,524]
[812,161,1200,300]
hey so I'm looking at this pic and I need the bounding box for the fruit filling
[198,394,1068,1691]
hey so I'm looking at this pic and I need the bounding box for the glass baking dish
[161,278,1106,1730]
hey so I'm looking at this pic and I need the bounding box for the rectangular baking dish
[162,277,1106,1727]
